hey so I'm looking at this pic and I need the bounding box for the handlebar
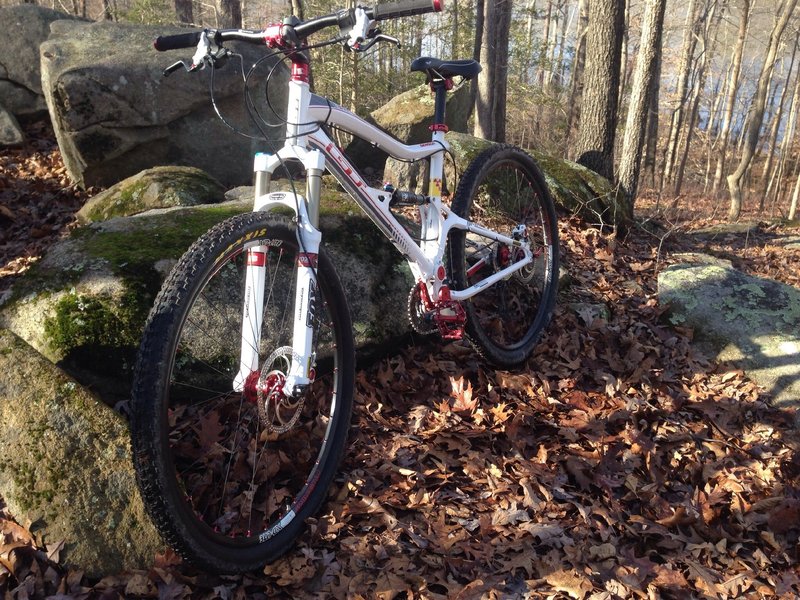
[153,1,443,52]
[154,31,202,51]
[372,0,442,20]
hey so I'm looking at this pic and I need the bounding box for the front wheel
[131,213,354,574]
[448,145,559,367]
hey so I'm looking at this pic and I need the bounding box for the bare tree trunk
[555,0,572,86]
[524,0,537,84]
[451,0,460,58]
[703,64,728,192]
[175,0,193,23]
[618,0,631,111]
[572,0,625,181]
[660,0,698,191]
[790,167,800,220]
[712,0,751,196]
[539,0,553,87]
[760,37,799,209]
[565,0,589,144]
[617,0,667,215]
[642,38,662,188]
[474,0,513,142]
[216,0,241,27]
[290,0,303,18]
[770,62,800,207]
[469,0,485,121]
[728,0,798,221]
[674,0,724,197]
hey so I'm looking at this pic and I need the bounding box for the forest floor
[1,120,800,599]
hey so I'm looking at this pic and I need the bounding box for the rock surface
[77,166,226,224]
[40,20,287,189]
[0,328,163,576]
[345,83,471,173]
[0,105,24,147]
[0,5,82,119]
[658,258,800,407]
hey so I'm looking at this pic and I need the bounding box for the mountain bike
[131,0,559,574]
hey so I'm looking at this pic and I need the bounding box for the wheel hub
[243,346,306,434]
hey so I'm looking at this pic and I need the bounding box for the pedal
[433,300,466,340]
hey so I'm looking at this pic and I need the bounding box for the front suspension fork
[232,153,324,398]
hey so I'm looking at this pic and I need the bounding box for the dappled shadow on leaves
[4,214,798,599]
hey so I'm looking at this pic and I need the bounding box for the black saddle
[410,57,482,81]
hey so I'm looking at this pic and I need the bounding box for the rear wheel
[131,213,354,574]
[449,145,559,367]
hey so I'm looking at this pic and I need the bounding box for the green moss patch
[77,166,226,224]
[43,288,146,356]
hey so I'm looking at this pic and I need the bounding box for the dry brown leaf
[545,568,594,599]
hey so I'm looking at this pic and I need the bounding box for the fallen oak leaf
[656,506,696,528]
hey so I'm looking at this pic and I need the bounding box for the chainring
[407,286,437,335]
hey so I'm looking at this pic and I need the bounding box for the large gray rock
[0,328,163,576]
[658,258,800,407]
[40,20,288,189]
[0,104,24,147]
[0,5,81,119]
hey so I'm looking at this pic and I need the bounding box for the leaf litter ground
[1,122,800,599]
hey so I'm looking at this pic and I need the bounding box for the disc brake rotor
[257,346,305,434]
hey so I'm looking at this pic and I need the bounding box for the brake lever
[163,60,189,77]
[162,58,207,77]
[359,32,402,53]
[162,44,230,77]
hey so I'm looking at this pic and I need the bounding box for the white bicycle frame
[233,68,535,396]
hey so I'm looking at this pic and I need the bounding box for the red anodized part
[291,61,310,83]
[263,23,284,48]
[433,0,444,11]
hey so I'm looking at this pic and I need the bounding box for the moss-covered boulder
[0,189,413,400]
[77,166,226,224]
[384,131,625,223]
[0,328,163,576]
[658,257,800,407]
